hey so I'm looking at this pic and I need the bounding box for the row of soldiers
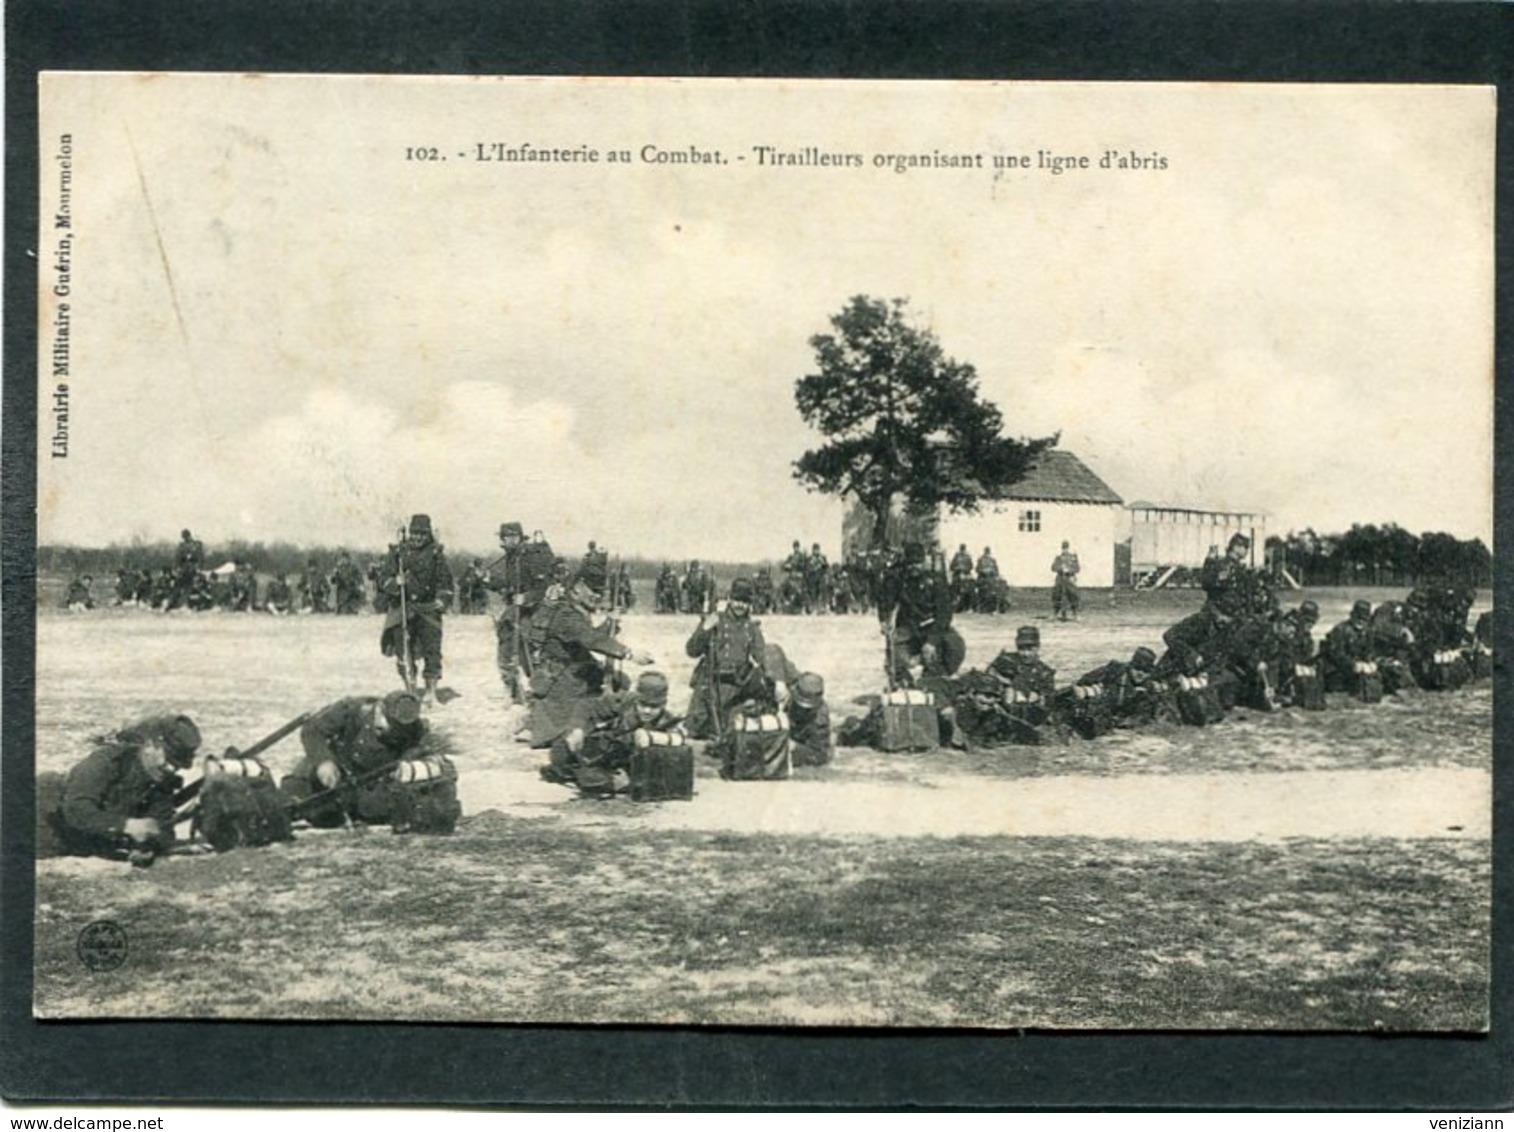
[74,530,371,614]
[38,689,463,866]
[845,533,1492,751]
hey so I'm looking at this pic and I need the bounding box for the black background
[4,0,1511,1110]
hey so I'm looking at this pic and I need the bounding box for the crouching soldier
[1059,647,1162,738]
[1275,600,1325,709]
[1321,600,1383,702]
[543,671,683,797]
[955,626,1060,747]
[280,690,460,833]
[787,672,834,767]
[685,577,780,741]
[1468,611,1493,681]
[37,714,201,866]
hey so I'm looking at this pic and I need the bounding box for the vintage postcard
[33,74,1493,1031]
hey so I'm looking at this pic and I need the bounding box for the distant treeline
[1266,526,1491,588]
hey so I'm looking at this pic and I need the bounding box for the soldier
[752,566,777,616]
[1320,599,1377,693]
[229,560,257,612]
[456,558,488,615]
[279,690,457,832]
[579,540,610,597]
[487,522,558,704]
[169,529,205,610]
[526,577,654,748]
[63,574,95,611]
[954,626,1059,746]
[685,576,782,740]
[1163,533,1269,674]
[1370,600,1419,694]
[187,571,216,612]
[37,714,201,865]
[1469,610,1493,680]
[1061,647,1164,734]
[1274,599,1324,707]
[300,557,331,613]
[829,562,852,615]
[265,573,295,615]
[682,559,711,615]
[877,542,961,689]
[150,566,175,610]
[804,543,830,615]
[655,562,680,614]
[787,672,834,767]
[542,671,683,796]
[113,568,138,608]
[1050,540,1081,621]
[332,551,367,615]
[378,514,456,701]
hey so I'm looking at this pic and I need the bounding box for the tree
[792,295,1057,549]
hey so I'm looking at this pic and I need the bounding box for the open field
[32,587,1493,1028]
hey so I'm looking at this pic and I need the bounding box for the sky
[37,76,1494,560]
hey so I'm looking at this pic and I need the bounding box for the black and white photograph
[31,73,1493,1034]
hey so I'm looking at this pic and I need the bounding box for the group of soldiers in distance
[68,529,371,615]
[843,531,1493,751]
[649,539,1015,618]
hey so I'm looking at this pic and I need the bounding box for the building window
[1018,509,1041,533]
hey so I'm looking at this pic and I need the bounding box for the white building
[1126,502,1269,586]
[935,450,1125,588]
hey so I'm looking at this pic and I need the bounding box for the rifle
[702,589,725,741]
[395,527,416,694]
[172,709,314,825]
[285,755,407,822]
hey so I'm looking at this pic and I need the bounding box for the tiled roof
[999,450,1123,505]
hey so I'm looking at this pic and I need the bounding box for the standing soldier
[655,563,680,614]
[975,546,1003,614]
[170,529,205,610]
[487,522,558,704]
[1050,540,1081,621]
[526,577,655,748]
[805,543,830,615]
[753,565,777,615]
[877,542,962,689]
[612,560,635,613]
[300,557,330,613]
[681,559,709,615]
[456,558,487,615]
[782,540,809,612]
[332,551,366,615]
[378,514,456,702]
[950,543,976,613]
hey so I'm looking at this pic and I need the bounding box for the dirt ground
[31,586,1494,1028]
